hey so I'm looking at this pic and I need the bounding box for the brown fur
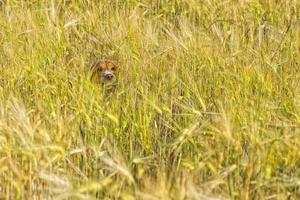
[90,60,118,84]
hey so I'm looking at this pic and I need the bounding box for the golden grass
[0,0,300,199]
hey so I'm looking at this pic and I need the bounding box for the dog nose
[105,73,114,80]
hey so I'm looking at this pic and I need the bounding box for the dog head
[90,60,118,83]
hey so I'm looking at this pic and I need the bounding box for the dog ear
[90,60,101,72]
[89,61,97,72]
[89,61,101,82]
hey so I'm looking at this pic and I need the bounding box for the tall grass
[0,0,300,199]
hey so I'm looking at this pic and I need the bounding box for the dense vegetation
[0,0,300,199]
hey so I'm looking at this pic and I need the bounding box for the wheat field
[0,0,300,199]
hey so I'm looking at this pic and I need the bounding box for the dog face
[90,60,118,83]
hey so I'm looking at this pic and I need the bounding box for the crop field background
[0,0,300,199]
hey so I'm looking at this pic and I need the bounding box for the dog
[89,59,118,84]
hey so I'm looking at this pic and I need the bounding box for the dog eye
[111,67,116,71]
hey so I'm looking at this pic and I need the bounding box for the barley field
[0,0,300,199]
